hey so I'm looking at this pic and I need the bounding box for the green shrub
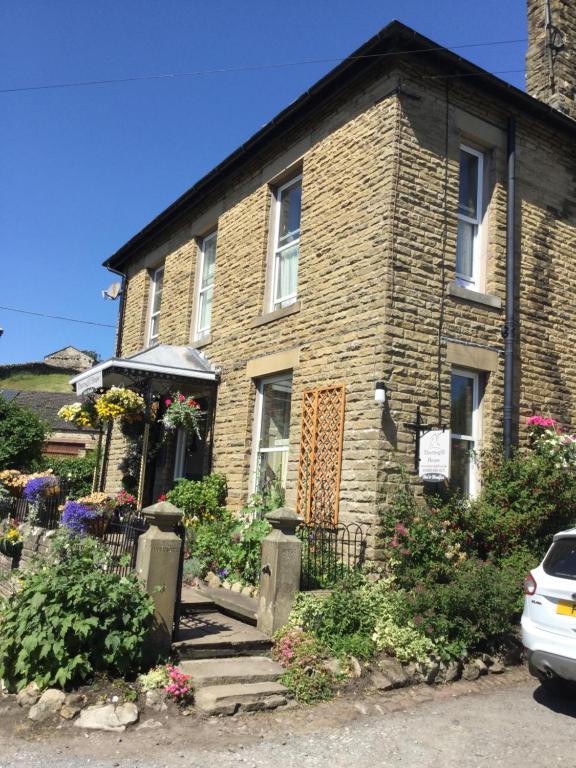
[33,453,97,498]
[0,396,49,471]
[0,530,154,691]
[272,627,335,703]
[167,474,227,524]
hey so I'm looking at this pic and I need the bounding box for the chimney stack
[526,0,576,119]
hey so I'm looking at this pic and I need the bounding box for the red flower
[178,394,185,402]
[158,494,167,502]
[165,399,172,406]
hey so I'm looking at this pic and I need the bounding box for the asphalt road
[0,670,574,768]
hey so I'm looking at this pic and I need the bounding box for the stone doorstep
[173,610,272,660]
[194,681,291,716]
[193,583,258,624]
[180,656,284,688]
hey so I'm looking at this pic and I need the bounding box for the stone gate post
[136,501,183,658]
[257,507,302,636]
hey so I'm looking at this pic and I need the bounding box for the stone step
[180,656,284,688]
[173,610,272,660]
[194,681,291,716]
[193,583,258,624]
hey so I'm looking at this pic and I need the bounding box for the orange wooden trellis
[296,384,346,526]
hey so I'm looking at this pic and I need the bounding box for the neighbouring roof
[0,389,97,432]
[69,344,217,394]
[104,20,576,271]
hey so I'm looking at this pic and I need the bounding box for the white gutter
[70,358,217,393]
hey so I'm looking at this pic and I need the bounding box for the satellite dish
[101,282,122,300]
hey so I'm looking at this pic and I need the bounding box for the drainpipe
[503,116,516,459]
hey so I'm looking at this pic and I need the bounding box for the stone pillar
[136,501,183,658]
[257,507,302,637]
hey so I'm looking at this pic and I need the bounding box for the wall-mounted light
[374,380,386,405]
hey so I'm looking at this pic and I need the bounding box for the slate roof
[0,389,97,433]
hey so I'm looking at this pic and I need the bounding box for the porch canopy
[69,344,218,395]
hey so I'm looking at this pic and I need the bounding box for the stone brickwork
[526,0,576,119]
[104,34,576,558]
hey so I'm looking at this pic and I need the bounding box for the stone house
[72,3,576,548]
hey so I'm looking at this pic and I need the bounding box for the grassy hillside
[0,371,74,393]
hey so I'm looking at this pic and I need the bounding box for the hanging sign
[419,429,451,482]
[76,369,103,395]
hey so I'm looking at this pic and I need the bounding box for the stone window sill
[448,282,502,309]
[251,301,301,328]
[193,333,213,349]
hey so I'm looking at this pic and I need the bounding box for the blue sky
[0,0,527,364]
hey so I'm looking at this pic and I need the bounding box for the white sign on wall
[75,369,103,395]
[419,429,451,482]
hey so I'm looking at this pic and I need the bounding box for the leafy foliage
[33,453,97,498]
[0,530,154,691]
[167,474,227,524]
[272,627,335,703]
[0,396,49,471]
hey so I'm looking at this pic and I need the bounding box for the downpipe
[503,116,517,459]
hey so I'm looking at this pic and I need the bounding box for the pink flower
[165,399,172,406]
[178,394,185,402]
[394,523,408,536]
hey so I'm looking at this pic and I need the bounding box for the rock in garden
[28,689,66,722]
[231,582,243,593]
[489,658,506,674]
[241,586,253,596]
[402,663,424,685]
[17,682,41,708]
[375,658,408,689]
[443,661,461,683]
[474,658,489,676]
[348,656,362,678]
[423,662,440,685]
[462,663,480,682]
[60,693,87,720]
[136,719,163,730]
[205,572,221,589]
[145,689,168,712]
[74,703,138,732]
[116,702,139,726]
[222,581,232,590]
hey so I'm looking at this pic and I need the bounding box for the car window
[543,538,576,580]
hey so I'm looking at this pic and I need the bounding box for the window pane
[278,181,302,247]
[198,286,213,334]
[544,539,576,580]
[259,377,292,450]
[459,150,478,220]
[201,235,217,289]
[451,438,473,496]
[451,374,474,436]
[456,219,475,279]
[257,450,288,495]
[149,314,159,341]
[275,243,299,305]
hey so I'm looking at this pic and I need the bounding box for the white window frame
[249,373,292,496]
[194,230,217,339]
[450,368,481,498]
[456,145,484,292]
[270,175,302,312]
[147,265,164,347]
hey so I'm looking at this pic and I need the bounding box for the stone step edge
[194,583,258,624]
[194,681,292,716]
[180,656,284,688]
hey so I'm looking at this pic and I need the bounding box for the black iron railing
[297,520,369,591]
[100,512,150,576]
[1,482,72,530]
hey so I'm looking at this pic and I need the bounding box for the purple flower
[61,501,95,535]
[23,476,58,502]
[217,567,229,579]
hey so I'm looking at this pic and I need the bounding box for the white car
[522,528,576,688]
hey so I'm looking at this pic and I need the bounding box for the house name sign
[76,370,103,396]
[419,429,451,482]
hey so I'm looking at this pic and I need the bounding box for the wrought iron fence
[100,512,150,577]
[297,520,369,591]
[1,482,72,530]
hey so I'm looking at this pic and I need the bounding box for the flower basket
[95,387,146,423]
[161,393,205,438]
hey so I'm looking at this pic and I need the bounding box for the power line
[0,37,528,95]
[0,305,115,328]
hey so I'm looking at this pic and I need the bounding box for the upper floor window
[195,231,217,339]
[450,368,481,497]
[456,146,484,291]
[147,265,164,346]
[271,176,302,311]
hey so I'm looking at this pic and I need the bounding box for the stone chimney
[526,0,576,119]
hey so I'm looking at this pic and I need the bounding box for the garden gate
[296,384,345,526]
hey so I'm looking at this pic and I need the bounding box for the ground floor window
[450,368,481,497]
[251,373,293,496]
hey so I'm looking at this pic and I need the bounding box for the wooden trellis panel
[297,384,346,526]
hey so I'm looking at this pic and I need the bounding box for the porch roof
[69,344,218,394]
